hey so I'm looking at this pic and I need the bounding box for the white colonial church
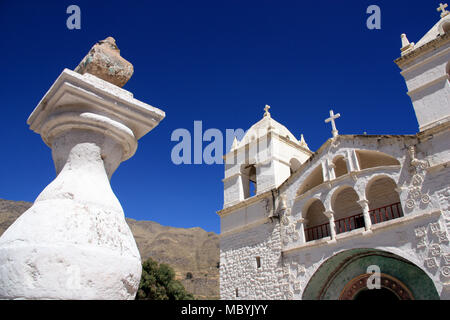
[217,5,450,300]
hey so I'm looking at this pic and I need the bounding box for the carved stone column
[358,199,372,231]
[324,210,337,241]
[0,68,165,299]
[327,159,336,180]
[297,217,307,243]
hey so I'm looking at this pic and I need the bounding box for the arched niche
[297,165,324,196]
[333,155,348,178]
[366,175,403,224]
[303,199,329,242]
[331,186,364,234]
[356,150,400,170]
[290,158,302,174]
[241,164,257,199]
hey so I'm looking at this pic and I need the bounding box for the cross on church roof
[324,109,341,138]
[437,3,449,18]
[264,105,271,118]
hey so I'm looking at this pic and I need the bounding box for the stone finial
[231,136,239,150]
[264,105,271,118]
[74,37,133,87]
[400,34,415,55]
[299,134,309,149]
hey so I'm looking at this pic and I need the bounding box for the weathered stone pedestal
[0,69,165,299]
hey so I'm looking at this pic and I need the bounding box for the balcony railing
[370,202,403,224]
[335,213,365,234]
[305,222,330,242]
[304,202,404,242]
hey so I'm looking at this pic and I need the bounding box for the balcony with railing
[304,202,403,242]
[305,222,331,242]
[369,202,403,224]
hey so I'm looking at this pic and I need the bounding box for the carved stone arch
[325,183,362,211]
[301,196,324,219]
[340,273,414,300]
[355,150,400,170]
[329,185,366,233]
[302,197,329,242]
[331,154,349,178]
[365,174,403,223]
[289,158,302,174]
[352,172,398,200]
[297,164,324,196]
[240,163,257,199]
[330,151,347,161]
[302,248,439,300]
[365,174,399,200]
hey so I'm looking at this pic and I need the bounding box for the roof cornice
[394,32,450,68]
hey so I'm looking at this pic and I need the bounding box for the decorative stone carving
[406,146,430,209]
[330,137,340,150]
[280,203,300,246]
[286,290,294,300]
[430,244,442,256]
[430,222,442,234]
[443,254,450,265]
[425,257,438,270]
[415,226,427,238]
[279,193,288,211]
[414,221,450,278]
[281,260,308,298]
[0,68,165,299]
[417,237,428,249]
[297,264,306,274]
[339,274,413,300]
[441,266,450,278]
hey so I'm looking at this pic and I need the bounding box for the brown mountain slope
[0,199,219,299]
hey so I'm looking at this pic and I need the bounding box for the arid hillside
[0,199,219,299]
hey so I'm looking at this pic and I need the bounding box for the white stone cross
[437,3,449,18]
[325,109,341,138]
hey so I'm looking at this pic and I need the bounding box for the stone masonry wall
[219,219,284,299]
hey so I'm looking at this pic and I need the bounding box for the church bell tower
[395,4,450,132]
[222,106,312,208]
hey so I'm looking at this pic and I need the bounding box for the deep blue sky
[0,1,440,233]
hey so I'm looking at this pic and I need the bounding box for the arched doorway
[354,287,398,300]
[339,273,413,300]
[302,248,439,300]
